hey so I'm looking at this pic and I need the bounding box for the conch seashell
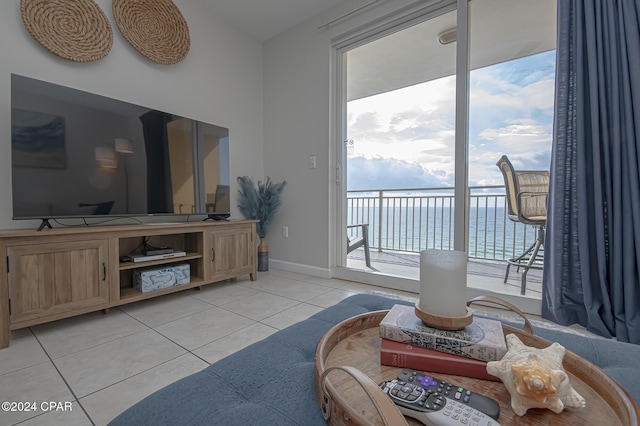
[487,334,586,416]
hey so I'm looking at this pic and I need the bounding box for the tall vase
[257,237,269,272]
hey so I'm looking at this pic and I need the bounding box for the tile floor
[1,266,584,426]
[0,269,423,426]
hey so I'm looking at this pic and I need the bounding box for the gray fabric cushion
[109,293,639,425]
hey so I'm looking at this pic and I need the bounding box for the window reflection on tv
[11,74,230,221]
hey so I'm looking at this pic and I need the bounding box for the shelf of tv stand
[119,276,207,303]
[118,252,202,270]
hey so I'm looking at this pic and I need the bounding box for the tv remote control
[379,380,501,426]
[397,368,500,420]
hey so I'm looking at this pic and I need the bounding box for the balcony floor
[347,249,542,299]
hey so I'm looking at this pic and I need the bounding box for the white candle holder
[416,249,473,330]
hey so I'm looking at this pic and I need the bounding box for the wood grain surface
[315,310,639,426]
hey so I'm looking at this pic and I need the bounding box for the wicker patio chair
[496,155,549,295]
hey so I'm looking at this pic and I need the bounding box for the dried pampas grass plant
[236,176,287,238]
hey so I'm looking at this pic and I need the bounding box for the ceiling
[197,0,351,42]
[196,0,556,103]
[347,0,557,101]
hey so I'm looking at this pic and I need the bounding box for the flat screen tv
[11,74,231,229]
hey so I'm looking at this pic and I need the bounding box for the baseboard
[269,259,332,279]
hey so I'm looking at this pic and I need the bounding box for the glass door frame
[330,0,470,290]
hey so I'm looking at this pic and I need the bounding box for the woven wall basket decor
[20,0,113,62]
[112,0,190,65]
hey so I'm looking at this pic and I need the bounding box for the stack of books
[379,304,507,381]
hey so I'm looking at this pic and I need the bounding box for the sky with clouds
[346,50,556,190]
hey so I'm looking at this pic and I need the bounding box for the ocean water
[347,204,538,261]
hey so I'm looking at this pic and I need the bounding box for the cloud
[348,111,382,133]
[347,51,555,188]
[479,119,551,146]
[347,156,452,190]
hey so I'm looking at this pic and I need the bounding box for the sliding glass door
[333,0,556,301]
[334,1,462,292]
[465,0,556,299]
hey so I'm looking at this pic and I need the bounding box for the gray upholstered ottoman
[109,293,640,425]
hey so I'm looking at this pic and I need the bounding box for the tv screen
[11,74,230,222]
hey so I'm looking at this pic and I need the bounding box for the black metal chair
[496,155,549,295]
[347,223,371,268]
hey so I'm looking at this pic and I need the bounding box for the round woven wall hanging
[112,0,190,65]
[20,0,113,62]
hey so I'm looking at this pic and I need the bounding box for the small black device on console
[143,248,174,256]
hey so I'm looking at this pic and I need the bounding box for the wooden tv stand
[0,219,258,349]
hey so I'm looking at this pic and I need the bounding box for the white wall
[263,0,423,272]
[0,0,264,229]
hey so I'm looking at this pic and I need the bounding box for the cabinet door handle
[211,248,215,262]
[102,262,106,281]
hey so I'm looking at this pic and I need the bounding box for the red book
[380,338,500,382]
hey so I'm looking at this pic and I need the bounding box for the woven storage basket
[112,0,190,65]
[20,0,113,62]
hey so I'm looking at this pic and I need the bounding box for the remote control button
[464,395,471,403]
[418,376,438,387]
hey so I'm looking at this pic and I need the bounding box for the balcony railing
[347,186,538,262]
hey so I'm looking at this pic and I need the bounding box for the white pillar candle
[419,250,468,317]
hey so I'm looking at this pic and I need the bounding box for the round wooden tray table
[315,310,639,426]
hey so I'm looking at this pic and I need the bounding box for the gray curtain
[542,0,640,343]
